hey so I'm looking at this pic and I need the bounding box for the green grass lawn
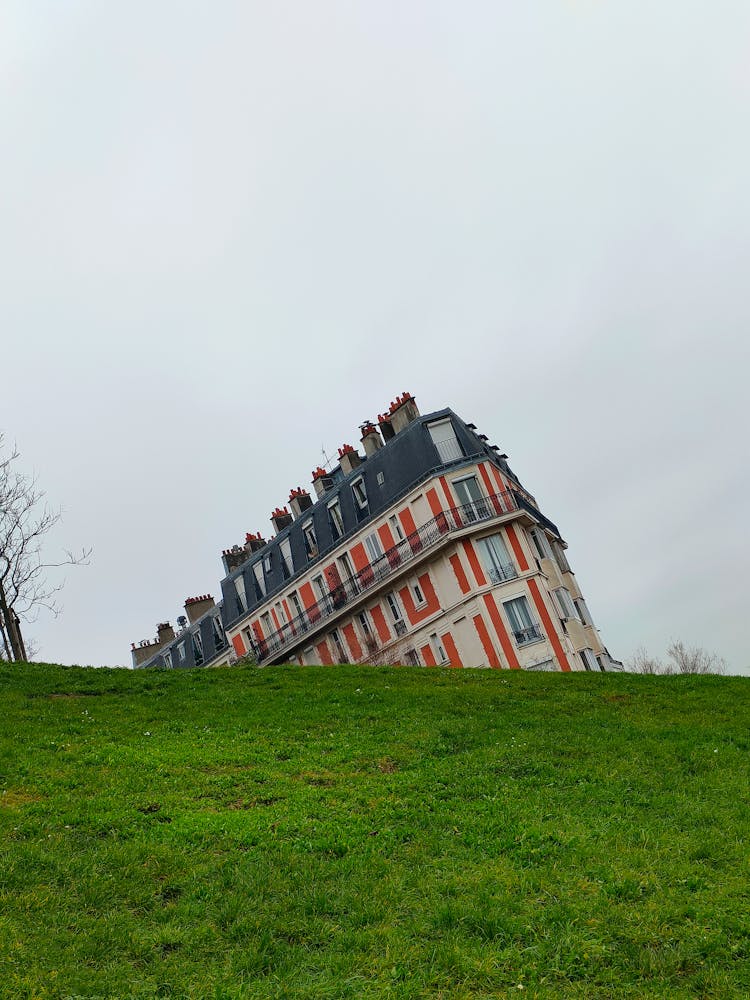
[1,662,749,999]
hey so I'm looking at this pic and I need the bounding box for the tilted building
[131,393,620,672]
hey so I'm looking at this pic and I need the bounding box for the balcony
[249,488,523,664]
[513,624,543,646]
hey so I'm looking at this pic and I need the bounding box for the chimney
[338,443,361,476]
[245,531,267,553]
[388,391,420,434]
[311,466,333,499]
[157,622,175,645]
[289,487,313,519]
[184,594,215,624]
[360,420,383,457]
[131,638,159,668]
[222,544,246,574]
[377,413,395,442]
[270,506,293,534]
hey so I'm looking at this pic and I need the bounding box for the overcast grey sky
[2,2,748,673]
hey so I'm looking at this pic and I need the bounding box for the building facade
[131,394,619,673]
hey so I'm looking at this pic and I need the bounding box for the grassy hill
[1,662,748,999]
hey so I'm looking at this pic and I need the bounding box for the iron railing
[512,625,543,646]
[248,488,522,664]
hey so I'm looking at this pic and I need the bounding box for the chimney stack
[377,413,395,442]
[157,622,175,646]
[289,487,313,519]
[387,391,420,434]
[270,506,293,534]
[130,638,160,668]
[360,420,383,457]
[338,443,361,476]
[311,466,333,499]
[184,594,215,624]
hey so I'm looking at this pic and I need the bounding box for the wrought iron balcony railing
[249,488,521,664]
[512,624,543,646]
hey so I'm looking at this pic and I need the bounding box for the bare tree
[0,435,90,662]
[666,640,726,675]
[628,641,726,675]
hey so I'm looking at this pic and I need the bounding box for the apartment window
[428,418,463,464]
[330,628,347,663]
[351,477,368,510]
[275,602,288,631]
[574,598,593,626]
[411,580,426,605]
[530,527,553,561]
[302,646,316,665]
[476,533,515,584]
[389,515,404,542]
[403,648,421,666]
[212,614,225,649]
[552,541,571,574]
[192,631,204,666]
[243,627,256,654]
[303,521,318,559]
[163,649,173,669]
[234,575,248,613]
[554,587,578,620]
[358,611,373,640]
[312,574,329,609]
[279,537,294,579]
[452,475,488,522]
[288,591,303,622]
[377,471,385,486]
[338,551,356,584]
[385,591,407,636]
[430,632,448,664]
[579,648,599,672]
[252,562,266,598]
[263,553,272,575]
[177,641,186,663]
[503,596,542,646]
[364,531,383,563]
[328,498,345,540]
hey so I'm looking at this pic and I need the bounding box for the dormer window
[352,477,368,510]
[328,498,344,540]
[303,521,318,559]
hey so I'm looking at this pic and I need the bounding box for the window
[234,575,248,613]
[328,498,344,540]
[288,591,303,622]
[192,631,204,666]
[452,475,488,522]
[243,627,256,654]
[376,471,385,486]
[430,632,448,664]
[503,596,542,645]
[351,477,368,510]
[338,552,356,584]
[263,553,272,575]
[177,641,187,663]
[358,611,373,640]
[412,581,426,605]
[163,649,173,669]
[303,521,318,559]
[364,531,383,563]
[252,562,266,598]
[477,534,516,584]
[275,602,288,631]
[530,527,553,561]
[574,598,593,626]
[579,648,599,672]
[279,537,294,579]
[330,628,347,662]
[312,574,329,607]
[554,587,578,620]
[552,541,571,574]
[403,648,421,666]
[385,592,407,635]
[261,612,273,639]
[428,418,463,463]
[212,615,226,649]
[302,646,316,665]
[389,515,404,542]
